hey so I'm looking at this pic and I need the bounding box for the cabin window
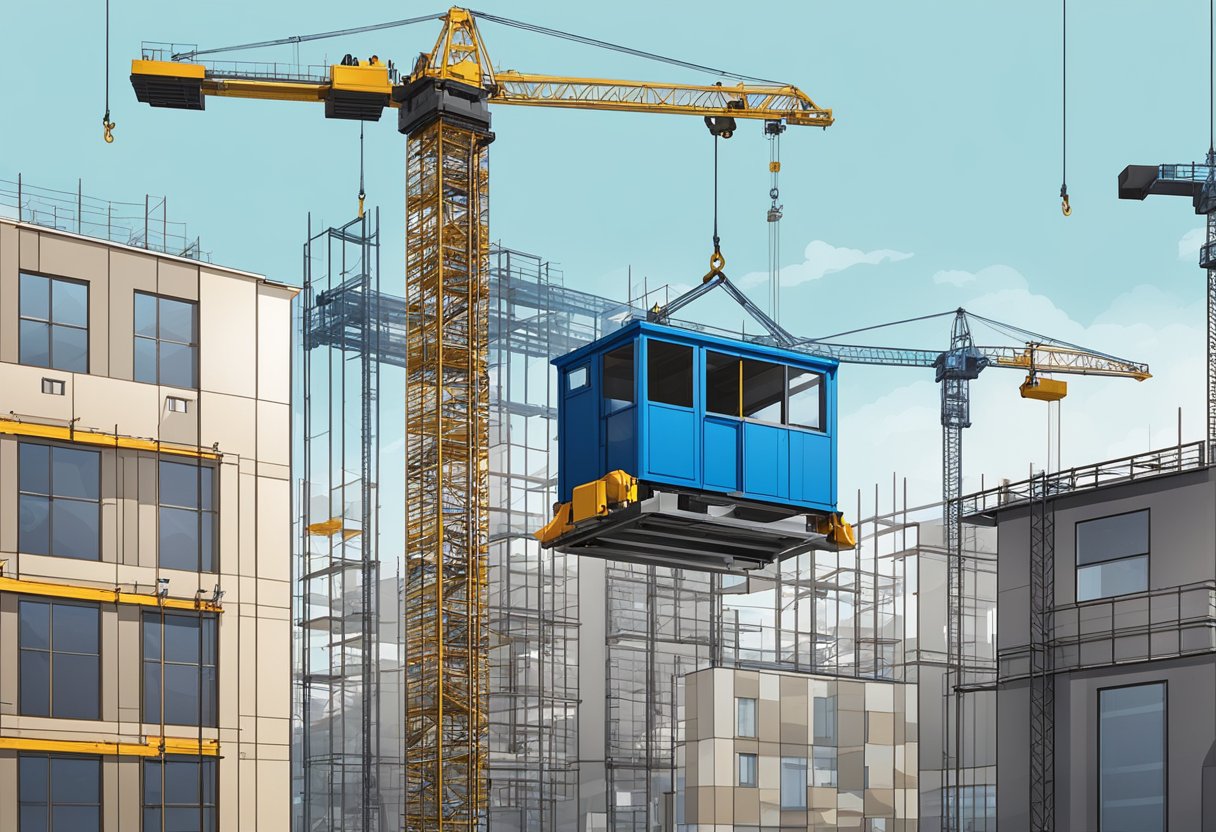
[787,369,824,430]
[647,341,693,408]
[742,359,784,423]
[567,365,589,391]
[603,344,635,412]
[705,351,741,416]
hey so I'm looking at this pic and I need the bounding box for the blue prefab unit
[554,320,839,515]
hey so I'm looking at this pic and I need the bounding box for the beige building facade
[679,666,918,831]
[0,217,296,831]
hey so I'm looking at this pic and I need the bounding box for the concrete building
[678,666,918,831]
[0,213,297,831]
[966,445,1216,831]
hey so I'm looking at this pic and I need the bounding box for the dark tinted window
[705,352,740,416]
[143,613,218,726]
[1100,683,1165,832]
[134,292,198,388]
[20,754,101,832]
[742,360,783,422]
[143,757,218,832]
[603,344,635,412]
[19,273,89,373]
[158,461,216,572]
[1076,510,1149,602]
[647,341,692,408]
[18,443,100,560]
[19,600,100,719]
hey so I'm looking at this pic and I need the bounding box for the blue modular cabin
[554,320,839,515]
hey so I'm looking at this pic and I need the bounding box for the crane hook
[102,111,115,144]
[703,249,727,283]
[1060,184,1071,217]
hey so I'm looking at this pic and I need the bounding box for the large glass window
[134,292,198,388]
[742,359,784,422]
[1099,682,1165,832]
[143,756,217,832]
[736,696,757,738]
[19,273,89,373]
[603,344,635,412]
[705,351,741,416]
[737,752,758,788]
[780,756,808,809]
[18,443,101,560]
[1077,510,1149,602]
[159,461,216,572]
[19,600,100,719]
[143,613,217,726]
[647,340,692,408]
[812,746,838,787]
[20,753,101,832]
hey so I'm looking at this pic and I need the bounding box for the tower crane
[128,8,832,831]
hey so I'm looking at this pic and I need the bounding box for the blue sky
[3,0,1212,508]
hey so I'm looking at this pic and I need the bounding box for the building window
[18,443,101,560]
[166,396,190,413]
[780,756,808,809]
[134,292,198,388]
[1099,682,1165,832]
[1076,509,1149,602]
[41,378,66,396]
[158,461,216,572]
[603,344,635,412]
[647,340,692,408]
[143,756,217,832]
[19,753,101,832]
[143,612,217,726]
[567,365,589,391]
[737,752,758,788]
[813,695,837,743]
[19,600,100,719]
[19,273,89,373]
[812,746,838,787]
[736,696,757,737]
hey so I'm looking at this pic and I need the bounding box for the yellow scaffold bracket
[815,512,857,549]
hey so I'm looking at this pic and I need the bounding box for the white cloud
[837,267,1203,510]
[1179,227,1204,262]
[740,240,912,289]
[933,270,975,287]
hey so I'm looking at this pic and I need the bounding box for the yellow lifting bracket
[535,470,638,545]
[815,512,857,548]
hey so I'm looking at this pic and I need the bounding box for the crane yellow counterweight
[130,8,832,830]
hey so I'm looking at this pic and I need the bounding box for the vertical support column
[403,113,491,832]
[1206,209,1216,460]
[1028,472,1056,832]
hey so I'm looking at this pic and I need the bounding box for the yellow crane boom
[130,7,831,831]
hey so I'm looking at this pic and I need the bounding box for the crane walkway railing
[962,442,1207,517]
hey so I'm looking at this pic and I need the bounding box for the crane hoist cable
[102,0,115,143]
[358,121,366,218]
[1060,0,1070,215]
[766,120,786,321]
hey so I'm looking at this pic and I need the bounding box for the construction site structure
[130,9,835,828]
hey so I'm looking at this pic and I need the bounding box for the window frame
[18,272,90,374]
[779,755,809,810]
[736,696,757,738]
[133,291,199,389]
[1097,680,1167,832]
[737,752,758,788]
[567,364,590,392]
[702,350,827,434]
[645,338,694,409]
[141,612,219,727]
[19,752,103,832]
[1075,508,1150,603]
[18,598,102,720]
[142,755,218,832]
[601,343,636,413]
[157,460,218,573]
[17,440,102,561]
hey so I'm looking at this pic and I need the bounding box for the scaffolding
[296,212,397,832]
